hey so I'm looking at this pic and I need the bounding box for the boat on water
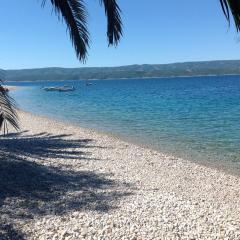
[58,86,75,92]
[85,81,93,86]
[43,86,75,92]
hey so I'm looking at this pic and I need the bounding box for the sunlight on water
[10,75,240,170]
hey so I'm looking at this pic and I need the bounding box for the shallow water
[9,75,240,170]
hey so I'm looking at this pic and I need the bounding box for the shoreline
[19,109,240,177]
[1,110,239,238]
[2,85,19,91]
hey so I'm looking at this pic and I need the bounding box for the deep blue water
[9,75,240,169]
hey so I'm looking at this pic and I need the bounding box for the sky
[0,0,240,69]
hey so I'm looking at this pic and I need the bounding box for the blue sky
[0,0,240,69]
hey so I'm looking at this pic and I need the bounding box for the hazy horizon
[2,59,240,71]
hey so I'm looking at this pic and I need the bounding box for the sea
[8,75,240,172]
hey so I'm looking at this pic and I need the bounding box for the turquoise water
[9,75,240,170]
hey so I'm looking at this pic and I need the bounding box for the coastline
[5,73,240,83]
[19,109,240,177]
[1,110,240,239]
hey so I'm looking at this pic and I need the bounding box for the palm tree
[0,0,122,133]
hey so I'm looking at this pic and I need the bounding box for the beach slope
[0,111,239,239]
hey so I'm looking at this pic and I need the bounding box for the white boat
[43,87,58,91]
[43,86,75,92]
[58,86,75,92]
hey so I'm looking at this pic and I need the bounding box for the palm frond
[0,84,19,135]
[220,0,240,31]
[100,0,123,46]
[43,0,89,62]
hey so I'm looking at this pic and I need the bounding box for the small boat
[43,87,59,92]
[58,86,75,92]
[43,86,75,92]
[85,81,93,86]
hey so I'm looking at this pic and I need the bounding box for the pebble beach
[0,110,240,240]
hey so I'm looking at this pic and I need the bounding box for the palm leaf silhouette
[100,0,122,45]
[43,0,90,62]
[43,0,123,62]
[0,82,19,135]
[220,0,240,30]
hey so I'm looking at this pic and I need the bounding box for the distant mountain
[3,60,240,81]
